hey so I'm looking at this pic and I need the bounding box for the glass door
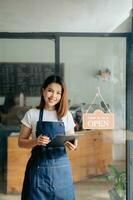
[60,36,126,200]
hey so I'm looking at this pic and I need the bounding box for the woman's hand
[37,134,50,146]
[65,139,78,151]
[18,125,50,148]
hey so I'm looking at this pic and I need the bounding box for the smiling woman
[18,75,77,200]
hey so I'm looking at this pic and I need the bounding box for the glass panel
[0,38,55,113]
[60,37,126,200]
[0,38,55,194]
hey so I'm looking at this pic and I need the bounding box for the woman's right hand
[37,134,50,146]
[18,125,50,148]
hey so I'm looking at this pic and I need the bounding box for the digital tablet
[47,134,77,147]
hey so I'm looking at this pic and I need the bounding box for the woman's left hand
[65,139,78,151]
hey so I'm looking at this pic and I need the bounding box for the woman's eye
[48,89,53,92]
[57,92,62,95]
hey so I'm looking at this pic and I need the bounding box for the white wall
[113,15,132,32]
[0,0,132,32]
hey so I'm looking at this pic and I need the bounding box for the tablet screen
[47,135,76,147]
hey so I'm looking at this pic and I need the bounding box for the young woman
[18,75,77,200]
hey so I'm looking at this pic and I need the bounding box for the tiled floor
[0,176,111,200]
[75,177,111,200]
[0,161,125,200]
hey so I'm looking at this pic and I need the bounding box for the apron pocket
[53,164,73,189]
[36,164,73,190]
[37,166,51,191]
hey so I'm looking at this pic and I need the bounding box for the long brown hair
[37,75,68,119]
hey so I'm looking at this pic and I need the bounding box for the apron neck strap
[39,109,43,122]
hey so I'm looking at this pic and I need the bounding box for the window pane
[61,36,126,200]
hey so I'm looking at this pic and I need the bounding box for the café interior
[0,1,133,200]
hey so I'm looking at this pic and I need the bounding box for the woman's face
[42,83,62,110]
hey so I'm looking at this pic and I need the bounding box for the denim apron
[21,109,75,200]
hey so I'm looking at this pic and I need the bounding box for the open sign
[83,109,114,130]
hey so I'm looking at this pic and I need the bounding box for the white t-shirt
[21,108,75,139]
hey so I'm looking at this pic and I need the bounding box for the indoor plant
[106,164,126,200]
